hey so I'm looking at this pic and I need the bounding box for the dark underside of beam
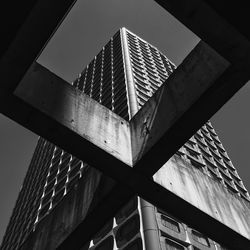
[1,0,250,249]
[57,183,134,250]
[135,65,249,176]
[2,80,249,249]
[154,0,250,65]
[1,1,38,57]
[58,171,250,250]
[204,0,250,41]
[5,62,246,249]
[0,0,76,94]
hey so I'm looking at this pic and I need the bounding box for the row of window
[89,214,141,249]
[72,30,129,120]
[164,237,228,250]
[89,236,142,250]
[158,210,230,250]
[176,122,249,201]
[1,139,54,250]
[126,30,174,109]
[87,200,229,250]
[35,148,88,224]
[126,29,248,200]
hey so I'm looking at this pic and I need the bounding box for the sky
[1,0,250,244]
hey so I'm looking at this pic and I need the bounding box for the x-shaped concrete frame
[1,0,250,249]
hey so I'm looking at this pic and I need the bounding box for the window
[52,188,65,206]
[192,230,210,247]
[189,158,204,169]
[39,202,50,218]
[123,238,143,250]
[115,197,138,224]
[93,219,113,244]
[95,236,114,250]
[185,147,200,160]
[67,174,80,191]
[165,238,185,250]
[115,214,140,248]
[161,215,180,233]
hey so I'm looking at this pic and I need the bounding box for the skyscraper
[1,27,249,250]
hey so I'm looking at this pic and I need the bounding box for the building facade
[1,28,249,250]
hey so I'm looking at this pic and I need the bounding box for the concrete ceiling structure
[1,0,250,249]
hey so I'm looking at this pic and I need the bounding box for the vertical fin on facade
[1,28,250,250]
[120,27,139,118]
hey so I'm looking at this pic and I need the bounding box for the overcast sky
[1,0,250,244]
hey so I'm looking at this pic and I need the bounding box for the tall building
[1,28,249,250]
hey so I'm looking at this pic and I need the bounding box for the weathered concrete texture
[1,0,250,249]
[20,168,102,250]
[130,41,229,166]
[154,155,250,239]
[14,43,250,247]
[15,62,132,166]
[15,41,229,172]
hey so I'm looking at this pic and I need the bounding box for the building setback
[1,27,250,250]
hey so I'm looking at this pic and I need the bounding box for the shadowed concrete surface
[19,167,103,249]
[130,41,229,167]
[1,0,250,249]
[15,41,229,170]
[12,42,250,249]
[15,63,132,166]
[154,155,250,239]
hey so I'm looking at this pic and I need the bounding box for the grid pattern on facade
[125,28,249,202]
[0,140,90,250]
[35,148,89,224]
[0,138,54,250]
[157,208,227,250]
[125,29,175,109]
[88,197,142,250]
[1,27,249,250]
[178,122,250,201]
[73,30,129,120]
[87,197,232,250]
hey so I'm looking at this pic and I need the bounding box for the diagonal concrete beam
[15,63,133,167]
[130,41,228,167]
[0,0,76,94]
[1,0,250,249]
[10,42,250,249]
[21,160,250,250]
[12,41,228,174]
[2,39,249,250]
[14,41,228,170]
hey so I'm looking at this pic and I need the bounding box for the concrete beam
[9,42,250,249]
[15,41,228,170]
[1,0,250,248]
[0,0,76,94]
[12,41,228,177]
[154,0,250,110]
[20,158,250,250]
[130,41,228,168]
[15,63,132,166]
